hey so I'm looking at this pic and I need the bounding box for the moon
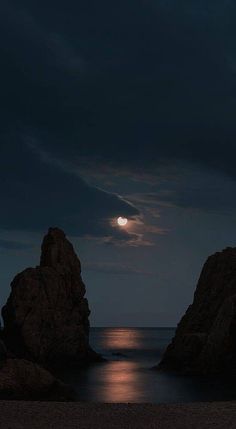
[117,217,128,226]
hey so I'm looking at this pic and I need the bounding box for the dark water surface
[60,328,236,403]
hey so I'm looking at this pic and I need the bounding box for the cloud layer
[1,0,236,179]
[0,139,139,242]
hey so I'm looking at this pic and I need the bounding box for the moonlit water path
[59,328,236,403]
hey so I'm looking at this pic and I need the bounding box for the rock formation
[2,227,100,368]
[0,358,74,400]
[159,247,236,374]
[0,340,7,369]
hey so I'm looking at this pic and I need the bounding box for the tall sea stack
[2,228,100,368]
[159,247,236,374]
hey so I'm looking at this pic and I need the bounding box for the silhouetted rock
[0,340,7,368]
[2,227,101,368]
[159,247,236,374]
[0,358,74,400]
[112,352,127,358]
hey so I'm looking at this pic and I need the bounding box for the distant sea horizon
[90,326,176,329]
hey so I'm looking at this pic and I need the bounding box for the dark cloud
[162,170,236,214]
[1,0,236,180]
[128,165,236,215]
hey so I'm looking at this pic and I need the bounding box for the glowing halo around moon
[117,216,128,226]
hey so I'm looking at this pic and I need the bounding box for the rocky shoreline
[1,229,236,401]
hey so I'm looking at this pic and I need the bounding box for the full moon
[117,216,128,226]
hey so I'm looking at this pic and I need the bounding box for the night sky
[1,0,236,326]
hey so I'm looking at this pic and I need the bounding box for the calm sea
[60,327,236,403]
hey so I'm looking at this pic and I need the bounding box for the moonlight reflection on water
[58,328,236,403]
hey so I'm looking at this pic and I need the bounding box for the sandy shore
[0,401,236,429]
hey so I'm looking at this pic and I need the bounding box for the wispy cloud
[23,137,169,246]
[80,233,154,248]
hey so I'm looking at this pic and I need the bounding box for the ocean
[60,327,236,403]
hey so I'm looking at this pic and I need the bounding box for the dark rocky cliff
[159,247,236,374]
[2,227,100,368]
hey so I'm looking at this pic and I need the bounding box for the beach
[0,401,236,429]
